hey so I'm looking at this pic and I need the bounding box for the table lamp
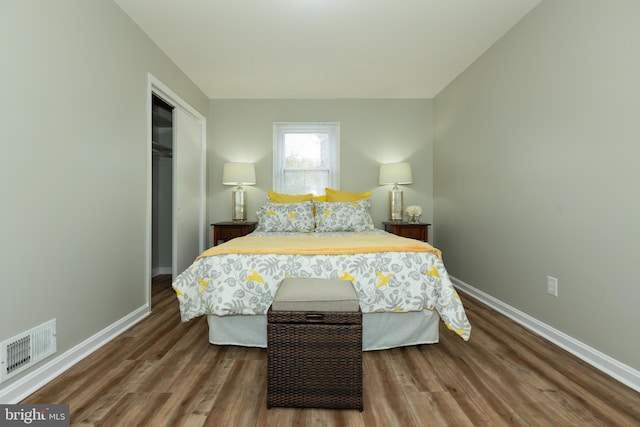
[223,162,256,221]
[379,162,412,221]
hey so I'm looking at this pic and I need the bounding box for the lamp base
[389,189,403,221]
[231,187,247,221]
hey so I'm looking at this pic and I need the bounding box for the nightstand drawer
[212,221,258,246]
[382,221,430,243]
[397,227,424,240]
[217,227,240,240]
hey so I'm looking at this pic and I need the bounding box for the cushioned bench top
[272,278,360,312]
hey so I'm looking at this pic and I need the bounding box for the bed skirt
[207,310,439,351]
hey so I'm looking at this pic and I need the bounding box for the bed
[172,198,471,350]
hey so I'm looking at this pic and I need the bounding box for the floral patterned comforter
[172,230,471,341]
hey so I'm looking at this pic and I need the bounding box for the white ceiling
[114,0,541,99]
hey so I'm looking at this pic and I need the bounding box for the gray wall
[0,0,208,389]
[434,0,640,369]
[207,99,433,244]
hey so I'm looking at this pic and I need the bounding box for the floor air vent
[1,319,56,383]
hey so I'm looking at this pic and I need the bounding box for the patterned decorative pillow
[314,199,375,232]
[257,202,315,232]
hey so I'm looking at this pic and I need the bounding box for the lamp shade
[379,162,412,185]
[223,162,256,186]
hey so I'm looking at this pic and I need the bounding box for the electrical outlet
[547,276,558,297]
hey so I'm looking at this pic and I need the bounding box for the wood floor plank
[98,391,172,427]
[460,295,640,426]
[20,276,640,426]
[387,346,446,393]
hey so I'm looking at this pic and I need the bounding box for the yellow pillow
[268,190,313,203]
[325,188,371,202]
[312,195,327,202]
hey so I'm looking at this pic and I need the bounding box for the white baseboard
[0,305,150,404]
[451,276,640,393]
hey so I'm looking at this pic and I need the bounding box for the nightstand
[382,221,430,242]
[212,221,258,246]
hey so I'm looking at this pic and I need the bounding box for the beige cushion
[272,278,360,312]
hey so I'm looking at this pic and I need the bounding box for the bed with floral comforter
[172,229,471,342]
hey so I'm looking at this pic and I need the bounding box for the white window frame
[273,122,340,194]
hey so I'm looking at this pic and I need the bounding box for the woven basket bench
[267,278,363,411]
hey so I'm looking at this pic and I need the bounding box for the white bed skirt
[207,310,439,351]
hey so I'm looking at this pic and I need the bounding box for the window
[273,122,340,195]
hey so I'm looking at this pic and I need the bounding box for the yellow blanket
[197,234,442,261]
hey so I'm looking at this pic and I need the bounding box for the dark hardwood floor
[22,275,640,426]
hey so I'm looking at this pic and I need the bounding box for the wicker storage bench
[267,278,363,411]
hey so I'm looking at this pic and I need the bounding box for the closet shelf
[152,106,172,128]
[152,141,172,158]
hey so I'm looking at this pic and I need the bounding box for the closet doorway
[151,94,173,277]
[148,75,206,310]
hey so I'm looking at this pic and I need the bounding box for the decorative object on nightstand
[406,205,422,224]
[382,221,430,242]
[223,162,256,221]
[212,221,258,246]
[379,162,412,221]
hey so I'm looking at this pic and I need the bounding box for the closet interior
[151,94,173,276]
